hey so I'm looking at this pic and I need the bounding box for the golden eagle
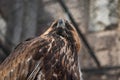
[0,19,82,80]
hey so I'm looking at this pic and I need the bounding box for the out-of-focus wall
[89,0,119,32]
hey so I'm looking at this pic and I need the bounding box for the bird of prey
[0,19,82,80]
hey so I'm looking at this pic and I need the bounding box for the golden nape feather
[0,19,82,80]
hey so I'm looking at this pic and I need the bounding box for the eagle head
[42,19,81,52]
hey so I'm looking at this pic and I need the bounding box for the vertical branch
[5,0,16,46]
[12,0,24,45]
[4,0,24,46]
[21,0,39,40]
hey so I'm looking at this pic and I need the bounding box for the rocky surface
[86,30,120,66]
[89,0,119,32]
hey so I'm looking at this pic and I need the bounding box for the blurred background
[0,0,120,80]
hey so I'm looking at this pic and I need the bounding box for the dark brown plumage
[0,19,81,80]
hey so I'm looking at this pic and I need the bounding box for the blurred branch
[0,0,39,46]
[82,66,120,74]
[21,0,39,40]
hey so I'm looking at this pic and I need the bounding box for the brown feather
[0,19,81,80]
